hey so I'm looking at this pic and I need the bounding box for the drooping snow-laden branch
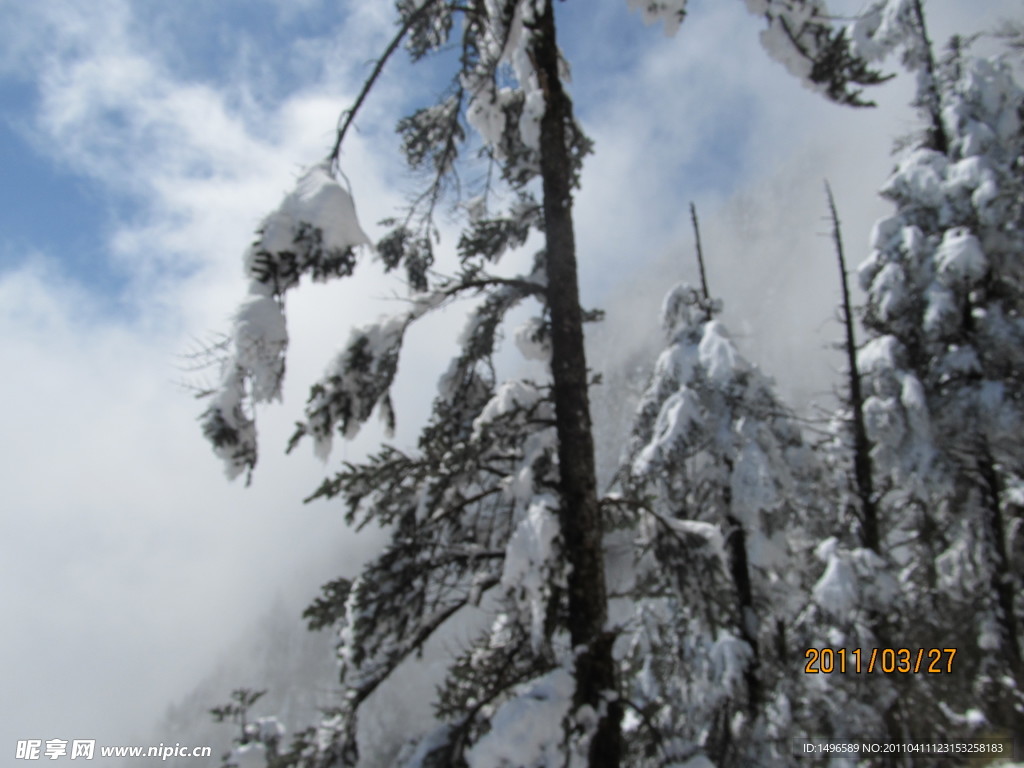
[285,264,546,460]
[199,160,544,480]
[200,161,371,483]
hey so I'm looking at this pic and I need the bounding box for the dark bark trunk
[977,452,1024,737]
[827,184,879,553]
[828,186,920,750]
[978,454,1022,675]
[531,2,621,765]
[725,513,762,713]
[910,0,949,154]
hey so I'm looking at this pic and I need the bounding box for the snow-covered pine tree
[210,689,287,768]
[196,1,886,765]
[846,0,1024,742]
[615,231,822,765]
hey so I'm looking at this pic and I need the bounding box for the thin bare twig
[330,0,445,164]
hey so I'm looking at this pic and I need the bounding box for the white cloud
[577,0,1020,407]
[0,0,409,750]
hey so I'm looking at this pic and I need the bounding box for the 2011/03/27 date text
[804,648,957,674]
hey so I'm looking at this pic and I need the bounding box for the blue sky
[0,79,129,296]
[0,0,1019,756]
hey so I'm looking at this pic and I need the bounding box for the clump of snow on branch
[463,0,551,179]
[244,161,370,292]
[847,0,920,64]
[232,296,288,402]
[662,518,727,563]
[811,538,858,617]
[513,316,551,362]
[935,228,986,284]
[812,538,897,618]
[709,630,754,694]
[501,498,561,653]
[464,667,574,768]
[201,161,370,479]
[473,379,545,438]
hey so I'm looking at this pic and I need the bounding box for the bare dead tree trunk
[531,2,621,765]
[690,202,711,306]
[909,0,949,154]
[826,183,879,553]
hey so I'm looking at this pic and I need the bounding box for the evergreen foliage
[613,212,823,764]
[805,0,1024,757]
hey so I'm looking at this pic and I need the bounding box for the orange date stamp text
[803,648,957,674]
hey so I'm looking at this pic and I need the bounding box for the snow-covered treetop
[857,48,1023,377]
[852,29,1024,504]
[625,282,814,525]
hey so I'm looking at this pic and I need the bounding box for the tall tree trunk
[725,513,762,713]
[828,184,919,751]
[976,450,1024,738]
[910,0,949,154]
[978,453,1023,670]
[826,184,879,553]
[531,2,621,765]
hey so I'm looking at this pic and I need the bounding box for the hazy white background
[0,0,1018,755]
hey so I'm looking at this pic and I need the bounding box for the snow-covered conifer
[845,1,1024,742]
[617,280,821,766]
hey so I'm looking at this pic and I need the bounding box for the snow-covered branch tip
[286,267,546,462]
[200,161,371,481]
[763,1,894,107]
